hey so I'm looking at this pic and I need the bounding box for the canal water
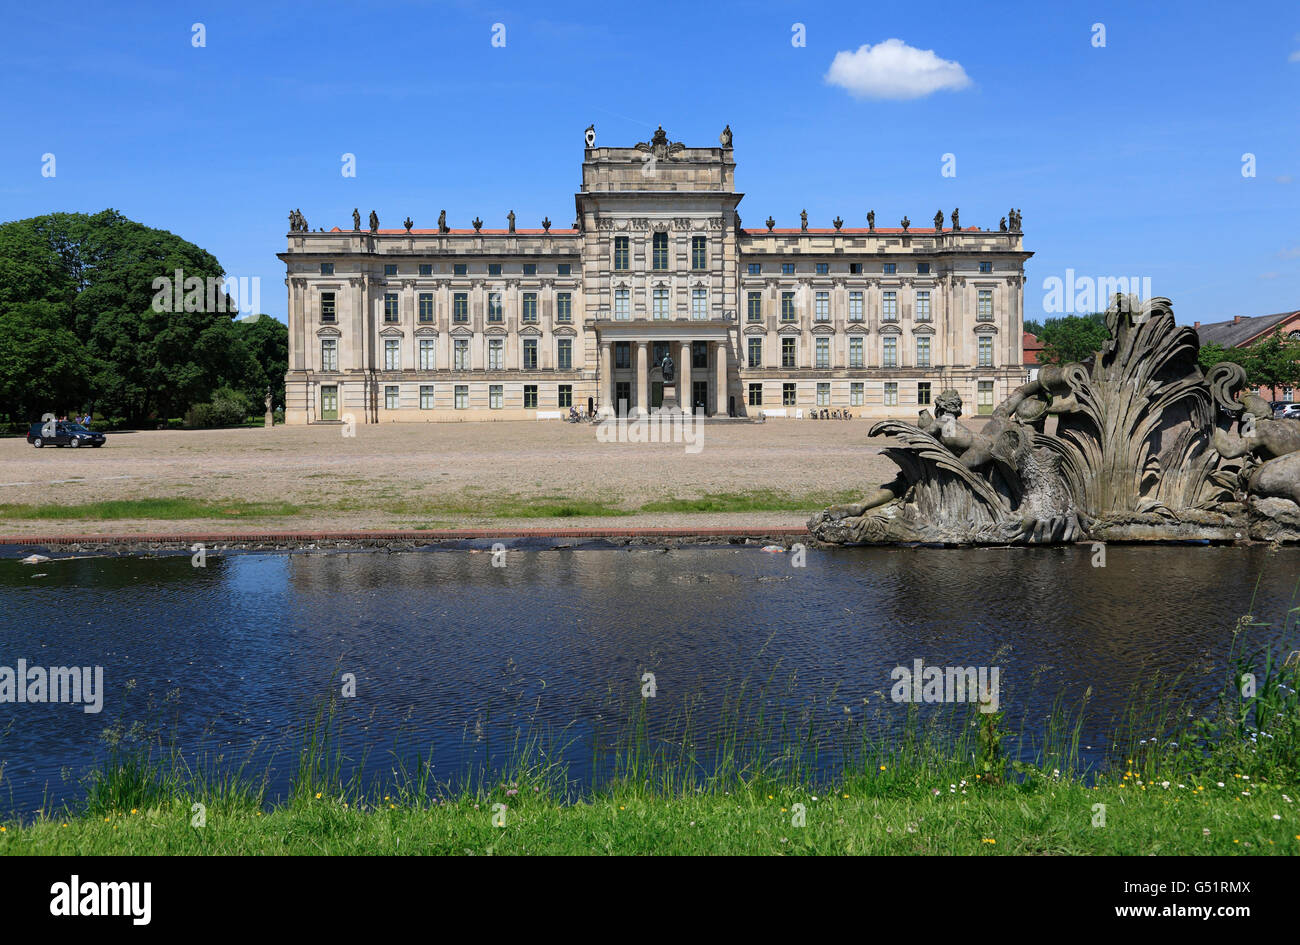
[1,544,1297,816]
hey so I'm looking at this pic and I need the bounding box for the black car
[27,421,106,448]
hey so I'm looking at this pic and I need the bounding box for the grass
[0,498,300,521]
[2,612,1297,855]
[0,489,852,524]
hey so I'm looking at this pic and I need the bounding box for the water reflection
[0,544,1295,815]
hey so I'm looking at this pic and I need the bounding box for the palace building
[279,125,1031,424]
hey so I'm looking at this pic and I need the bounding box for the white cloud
[1289,50,1300,62]
[1277,175,1295,184]
[825,39,972,100]
[1279,247,1300,259]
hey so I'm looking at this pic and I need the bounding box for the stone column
[598,338,614,416]
[678,340,692,414]
[635,340,649,417]
[714,341,728,416]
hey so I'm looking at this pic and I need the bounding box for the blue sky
[2,0,1297,325]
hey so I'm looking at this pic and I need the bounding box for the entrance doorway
[615,382,631,416]
[651,381,663,410]
[320,385,338,421]
[692,380,708,415]
[587,396,594,417]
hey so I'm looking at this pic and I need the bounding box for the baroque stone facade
[278,126,1031,424]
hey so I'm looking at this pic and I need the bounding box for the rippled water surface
[1,544,1297,815]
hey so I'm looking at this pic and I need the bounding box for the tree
[232,315,289,410]
[1037,314,1110,365]
[1242,332,1300,392]
[1196,341,1248,377]
[0,301,93,422]
[0,210,257,424]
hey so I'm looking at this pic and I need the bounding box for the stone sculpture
[368,210,378,232]
[810,295,1300,544]
[438,210,449,233]
[352,208,361,231]
[867,210,875,231]
[800,209,808,231]
[507,210,516,233]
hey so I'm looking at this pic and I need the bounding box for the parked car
[27,421,106,448]
[1277,403,1300,420]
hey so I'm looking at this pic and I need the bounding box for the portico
[592,320,731,417]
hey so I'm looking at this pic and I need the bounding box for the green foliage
[183,387,253,428]
[1036,314,1110,365]
[1199,332,1300,391]
[0,210,286,424]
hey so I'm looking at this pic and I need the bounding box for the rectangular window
[917,336,931,368]
[916,291,931,321]
[523,338,538,370]
[320,292,336,323]
[454,385,468,409]
[850,263,862,274]
[782,337,796,368]
[653,232,668,270]
[488,263,501,277]
[978,335,993,367]
[614,288,629,320]
[882,291,897,322]
[557,338,572,370]
[978,380,994,414]
[557,263,571,276]
[692,341,707,369]
[782,263,795,275]
[850,382,864,406]
[653,288,669,320]
[320,263,334,276]
[385,385,399,409]
[523,385,538,409]
[420,385,435,409]
[454,264,467,276]
[978,289,993,321]
[418,293,433,322]
[781,291,796,321]
[384,338,400,371]
[883,263,897,275]
[814,291,829,322]
[747,292,762,322]
[849,336,864,368]
[487,292,503,323]
[488,338,503,370]
[747,337,763,368]
[884,382,898,406]
[384,264,397,276]
[815,337,830,369]
[782,383,796,406]
[419,338,436,370]
[691,236,706,270]
[556,292,572,322]
[883,336,897,368]
[917,262,931,275]
[321,338,338,372]
[523,263,536,276]
[816,263,829,275]
[384,292,398,322]
[817,382,830,406]
[918,382,931,406]
[453,293,468,322]
[489,384,503,409]
[748,263,761,275]
[979,261,993,273]
[692,288,707,320]
[748,383,762,406]
[615,342,630,369]
[419,264,433,276]
[522,292,537,322]
[849,291,863,322]
[454,338,469,370]
[558,384,572,407]
[614,236,629,271]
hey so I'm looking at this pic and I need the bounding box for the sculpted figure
[507,210,516,233]
[933,210,943,230]
[951,207,960,230]
[438,209,448,233]
[368,210,379,232]
[866,210,875,231]
[1213,391,1300,505]
[352,208,361,231]
[800,209,808,231]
